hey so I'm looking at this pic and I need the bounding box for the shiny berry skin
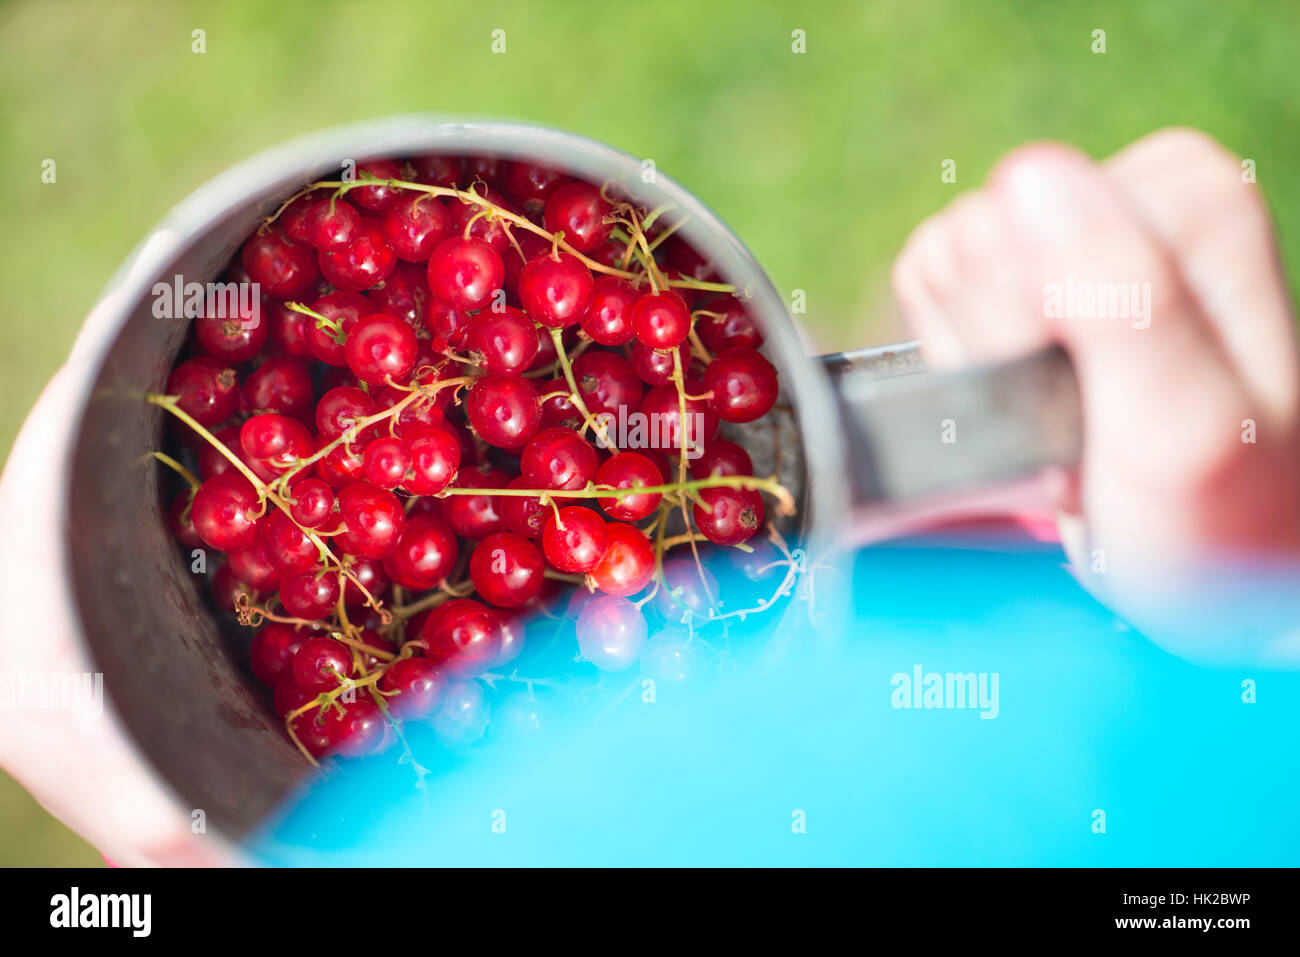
[587,523,655,597]
[518,252,593,328]
[166,492,203,548]
[268,301,314,359]
[323,698,387,758]
[503,162,570,210]
[521,427,598,491]
[696,297,764,351]
[412,154,463,188]
[380,194,451,261]
[166,357,239,427]
[197,426,250,480]
[542,507,608,574]
[366,260,428,327]
[629,339,690,387]
[289,710,335,758]
[424,296,474,351]
[704,348,779,423]
[379,658,448,720]
[249,623,305,687]
[259,508,320,576]
[226,537,282,591]
[241,413,314,476]
[349,159,404,211]
[302,198,360,252]
[287,478,334,528]
[306,290,371,366]
[692,486,764,546]
[336,481,406,560]
[292,634,353,696]
[543,182,612,253]
[595,452,663,521]
[240,228,318,299]
[692,439,753,479]
[538,377,579,427]
[280,571,342,621]
[577,595,648,671]
[469,532,545,608]
[195,296,269,364]
[579,276,638,345]
[315,439,366,489]
[422,598,503,678]
[572,350,642,418]
[382,514,459,590]
[631,290,692,350]
[191,472,261,550]
[242,357,313,421]
[471,306,539,375]
[341,559,389,609]
[402,425,461,495]
[345,313,417,385]
[427,237,504,311]
[447,188,517,253]
[361,436,409,490]
[211,564,257,612]
[280,193,316,246]
[315,384,376,439]
[320,222,397,293]
[639,383,719,454]
[465,375,541,450]
[500,477,546,537]
[446,466,510,539]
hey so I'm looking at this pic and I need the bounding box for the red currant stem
[334,633,397,661]
[435,473,795,512]
[543,569,584,585]
[368,682,433,788]
[148,451,200,491]
[636,503,672,610]
[302,178,650,283]
[548,328,615,449]
[147,393,389,619]
[618,214,665,293]
[524,336,592,379]
[659,532,710,549]
[671,348,717,609]
[285,301,344,342]
[283,715,322,768]
[686,324,715,364]
[607,227,656,276]
[500,222,528,264]
[461,208,490,241]
[644,215,686,254]
[640,202,677,233]
[234,594,328,631]
[388,579,472,619]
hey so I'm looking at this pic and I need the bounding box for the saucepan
[8,116,1082,858]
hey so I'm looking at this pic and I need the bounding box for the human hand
[892,129,1300,662]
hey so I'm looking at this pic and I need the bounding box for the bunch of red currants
[150,155,796,764]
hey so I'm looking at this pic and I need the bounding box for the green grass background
[1,0,1296,865]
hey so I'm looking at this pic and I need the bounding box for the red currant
[241,228,318,299]
[520,426,598,491]
[576,595,648,671]
[191,472,261,550]
[382,194,451,261]
[471,306,540,375]
[335,481,406,560]
[543,181,612,253]
[518,252,593,328]
[541,506,607,573]
[631,290,691,350]
[166,357,239,427]
[302,198,361,252]
[379,658,448,720]
[280,571,342,621]
[422,598,502,677]
[427,237,504,311]
[319,221,397,293]
[465,374,541,450]
[692,486,764,546]
[595,452,663,521]
[382,514,459,590]
[242,357,313,422]
[703,348,779,423]
[691,439,753,478]
[469,532,545,607]
[249,622,305,687]
[345,313,417,386]
[587,523,655,597]
[579,276,638,345]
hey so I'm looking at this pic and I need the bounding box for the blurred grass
[0,0,1296,864]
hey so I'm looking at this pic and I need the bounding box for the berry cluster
[149,155,798,764]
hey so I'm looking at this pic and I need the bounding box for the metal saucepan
[7,117,1081,858]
